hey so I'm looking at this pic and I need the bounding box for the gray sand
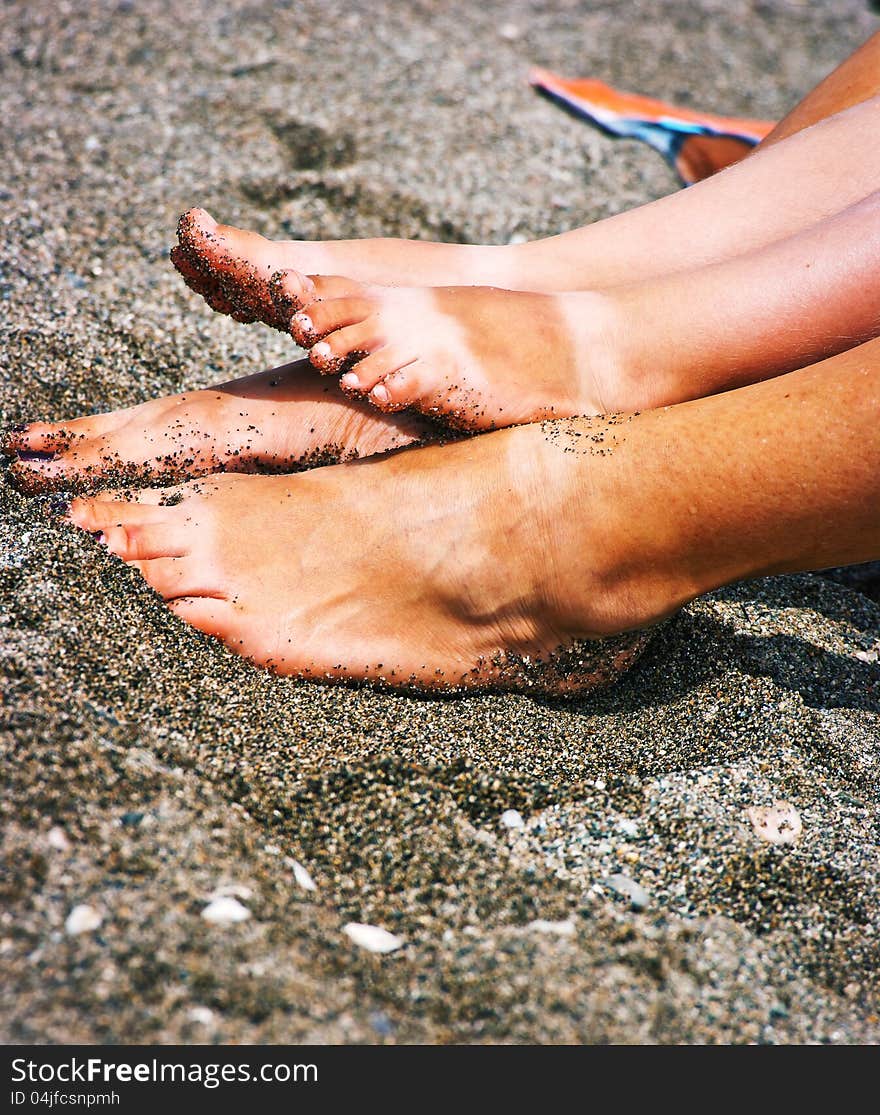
[2,0,879,1043]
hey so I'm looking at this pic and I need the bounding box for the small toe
[167,595,235,638]
[339,346,416,393]
[369,363,425,411]
[289,297,374,346]
[100,521,189,562]
[128,555,213,601]
[308,321,382,374]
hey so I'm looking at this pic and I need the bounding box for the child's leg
[177,86,880,330]
[260,186,880,428]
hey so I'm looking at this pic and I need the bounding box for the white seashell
[605,874,650,910]
[343,922,404,954]
[48,826,71,851]
[290,860,317,892]
[208,884,253,901]
[747,801,803,845]
[528,918,576,937]
[201,896,251,925]
[65,904,102,935]
[500,809,525,830]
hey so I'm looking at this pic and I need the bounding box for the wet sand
[2,0,879,1043]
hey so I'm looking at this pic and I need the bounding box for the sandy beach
[2,0,879,1043]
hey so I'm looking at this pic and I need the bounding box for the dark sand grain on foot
[2,0,879,1044]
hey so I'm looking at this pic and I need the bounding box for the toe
[129,555,215,601]
[3,419,88,455]
[271,269,372,318]
[100,521,189,562]
[269,268,317,317]
[89,482,192,505]
[171,246,244,318]
[177,209,284,324]
[167,596,235,638]
[289,296,375,346]
[170,243,208,286]
[309,320,383,374]
[368,362,429,412]
[339,346,416,394]
[176,207,223,259]
[67,496,165,532]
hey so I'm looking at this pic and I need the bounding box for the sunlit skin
[8,37,880,693]
[63,344,880,693]
[5,360,431,494]
[271,192,880,428]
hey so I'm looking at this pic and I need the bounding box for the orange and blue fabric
[530,67,775,185]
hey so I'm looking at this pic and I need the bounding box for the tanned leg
[265,189,880,427]
[64,337,880,694]
[4,359,432,494]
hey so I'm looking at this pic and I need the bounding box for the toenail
[340,372,360,389]
[292,312,313,333]
[312,341,332,362]
[371,384,391,404]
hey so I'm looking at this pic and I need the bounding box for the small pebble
[343,923,404,954]
[65,904,102,936]
[188,1006,216,1026]
[290,859,317,892]
[528,918,576,937]
[605,874,650,910]
[500,809,525,830]
[47,826,70,851]
[747,801,803,845]
[201,896,251,925]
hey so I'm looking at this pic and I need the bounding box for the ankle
[554,290,640,415]
[531,415,708,638]
[597,286,688,412]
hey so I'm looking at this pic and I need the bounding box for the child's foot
[65,422,662,695]
[3,360,431,494]
[278,270,620,430]
[172,208,514,331]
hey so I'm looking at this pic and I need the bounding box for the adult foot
[65,420,666,695]
[3,359,431,494]
[279,270,621,430]
[172,208,514,331]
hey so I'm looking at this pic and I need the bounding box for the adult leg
[64,337,880,694]
[4,359,432,494]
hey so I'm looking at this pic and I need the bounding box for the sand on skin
[1,0,879,1043]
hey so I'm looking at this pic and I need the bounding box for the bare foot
[3,359,432,494]
[65,421,666,696]
[278,270,620,430]
[172,208,513,330]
